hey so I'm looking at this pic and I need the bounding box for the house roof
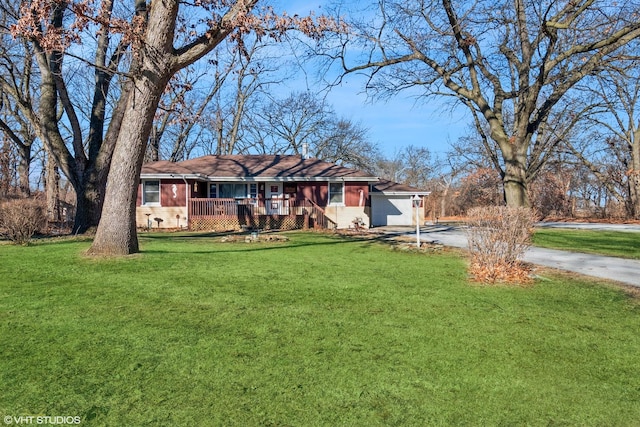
[141,155,377,182]
[371,179,431,196]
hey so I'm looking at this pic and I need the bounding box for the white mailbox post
[412,195,421,248]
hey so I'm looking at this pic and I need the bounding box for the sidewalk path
[376,225,640,287]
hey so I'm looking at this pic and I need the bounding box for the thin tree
[0,92,36,197]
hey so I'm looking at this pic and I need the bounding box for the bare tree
[146,66,227,162]
[313,118,379,171]
[247,91,379,169]
[565,63,640,218]
[12,0,339,254]
[0,5,38,198]
[89,0,262,255]
[400,145,437,189]
[2,0,134,232]
[374,145,438,187]
[322,0,640,208]
[0,92,36,197]
[0,135,16,197]
[214,36,290,156]
[254,91,332,154]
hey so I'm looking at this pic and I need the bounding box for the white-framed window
[329,182,344,205]
[219,183,248,199]
[143,180,160,205]
[249,183,258,199]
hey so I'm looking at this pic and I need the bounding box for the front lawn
[533,228,640,259]
[1,232,639,425]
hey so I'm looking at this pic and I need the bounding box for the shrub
[0,198,46,244]
[465,206,536,284]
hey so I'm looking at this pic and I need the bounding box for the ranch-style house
[136,154,428,231]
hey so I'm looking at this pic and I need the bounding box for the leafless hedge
[465,206,537,284]
[0,198,46,244]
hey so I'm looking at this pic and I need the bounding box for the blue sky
[324,82,469,158]
[271,0,471,158]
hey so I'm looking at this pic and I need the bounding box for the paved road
[376,224,640,287]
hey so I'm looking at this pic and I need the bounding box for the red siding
[161,179,187,207]
[297,183,328,206]
[136,178,201,207]
[345,182,369,207]
[137,179,370,208]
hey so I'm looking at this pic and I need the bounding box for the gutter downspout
[181,175,189,229]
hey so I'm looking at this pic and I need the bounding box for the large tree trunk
[86,0,257,255]
[500,138,531,208]
[503,165,530,208]
[73,162,112,233]
[88,0,176,255]
[88,75,169,255]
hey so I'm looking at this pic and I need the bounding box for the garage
[370,180,430,227]
[372,195,413,226]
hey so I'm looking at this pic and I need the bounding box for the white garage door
[372,195,413,226]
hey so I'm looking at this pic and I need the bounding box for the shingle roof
[141,155,376,181]
[371,179,430,195]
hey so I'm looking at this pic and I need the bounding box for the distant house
[137,154,429,231]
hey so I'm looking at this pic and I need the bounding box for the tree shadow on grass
[138,230,377,255]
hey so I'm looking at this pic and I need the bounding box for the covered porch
[189,197,336,231]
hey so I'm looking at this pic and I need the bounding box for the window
[329,182,344,205]
[143,180,160,205]
[284,182,297,195]
[249,183,258,199]
[209,183,217,198]
[219,183,247,198]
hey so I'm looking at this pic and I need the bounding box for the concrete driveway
[375,224,640,287]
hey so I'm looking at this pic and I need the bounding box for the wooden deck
[189,198,335,231]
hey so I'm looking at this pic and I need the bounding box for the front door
[267,183,283,214]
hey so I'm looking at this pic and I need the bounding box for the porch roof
[141,155,377,182]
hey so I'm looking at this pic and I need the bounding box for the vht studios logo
[4,416,82,425]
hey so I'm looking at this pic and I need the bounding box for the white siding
[371,195,414,226]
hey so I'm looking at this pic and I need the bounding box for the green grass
[1,232,640,426]
[533,228,640,259]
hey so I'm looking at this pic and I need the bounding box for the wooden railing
[189,197,336,229]
[304,198,337,230]
[191,198,257,217]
